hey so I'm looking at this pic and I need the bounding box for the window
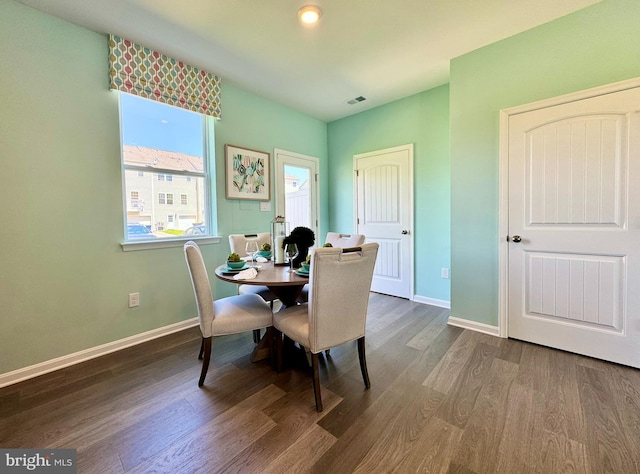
[120,93,213,242]
[130,191,140,208]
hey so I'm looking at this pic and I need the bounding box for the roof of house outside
[123,145,203,172]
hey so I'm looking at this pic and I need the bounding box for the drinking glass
[285,243,299,273]
[245,241,259,263]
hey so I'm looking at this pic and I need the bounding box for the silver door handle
[510,235,522,243]
[401,230,410,235]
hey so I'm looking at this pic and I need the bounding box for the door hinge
[315,173,318,182]
[357,218,360,225]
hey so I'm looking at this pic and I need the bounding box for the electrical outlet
[441,268,449,279]
[128,292,140,308]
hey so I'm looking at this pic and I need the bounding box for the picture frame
[224,144,271,201]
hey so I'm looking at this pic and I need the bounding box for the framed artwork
[224,144,271,201]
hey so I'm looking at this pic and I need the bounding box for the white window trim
[119,93,218,248]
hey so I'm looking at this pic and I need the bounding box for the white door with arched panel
[355,144,413,299]
[506,83,640,368]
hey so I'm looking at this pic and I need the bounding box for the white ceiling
[16,0,601,122]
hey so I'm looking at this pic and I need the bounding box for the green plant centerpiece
[227,252,245,269]
[323,243,333,247]
[258,242,272,259]
[301,253,311,272]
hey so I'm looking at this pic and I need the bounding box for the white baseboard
[0,318,199,389]
[412,295,450,309]
[447,316,501,337]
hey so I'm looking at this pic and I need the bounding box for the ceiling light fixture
[298,5,322,25]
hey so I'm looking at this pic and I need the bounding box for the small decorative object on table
[257,242,272,260]
[227,252,245,269]
[271,216,289,266]
[283,226,315,268]
[300,253,311,272]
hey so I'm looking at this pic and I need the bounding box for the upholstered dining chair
[184,241,273,387]
[273,243,379,411]
[324,232,366,248]
[229,233,278,341]
[298,232,366,303]
[228,233,278,305]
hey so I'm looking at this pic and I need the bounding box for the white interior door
[507,85,640,368]
[355,144,413,299]
[274,149,319,238]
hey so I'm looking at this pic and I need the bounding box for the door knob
[401,230,409,235]
[511,235,522,243]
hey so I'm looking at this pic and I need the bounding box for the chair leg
[311,353,323,412]
[275,329,284,372]
[253,329,261,343]
[357,336,371,389]
[266,326,276,369]
[198,337,205,360]
[198,336,212,387]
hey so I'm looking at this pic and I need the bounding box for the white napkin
[233,267,258,280]
[255,256,268,263]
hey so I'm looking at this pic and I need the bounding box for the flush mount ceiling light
[298,5,322,25]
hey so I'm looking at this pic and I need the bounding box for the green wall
[450,0,640,326]
[327,86,451,302]
[0,0,327,374]
[6,0,637,377]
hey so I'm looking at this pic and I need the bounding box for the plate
[224,263,251,273]
[295,269,309,277]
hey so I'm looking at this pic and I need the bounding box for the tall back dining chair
[184,241,273,387]
[228,232,272,257]
[298,232,366,303]
[274,243,379,411]
[324,232,366,248]
[228,233,278,342]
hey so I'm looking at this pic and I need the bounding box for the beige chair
[228,233,277,306]
[229,233,278,342]
[274,243,379,411]
[324,232,366,248]
[184,241,273,387]
[298,232,366,303]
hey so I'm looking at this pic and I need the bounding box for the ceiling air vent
[346,96,367,105]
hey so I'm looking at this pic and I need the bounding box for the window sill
[121,235,221,252]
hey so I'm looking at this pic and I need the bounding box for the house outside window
[120,93,213,241]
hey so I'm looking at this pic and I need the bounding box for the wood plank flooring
[1,293,639,473]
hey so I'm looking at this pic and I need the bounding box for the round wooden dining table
[214,261,309,307]
[214,261,309,362]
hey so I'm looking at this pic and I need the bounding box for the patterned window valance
[108,35,221,118]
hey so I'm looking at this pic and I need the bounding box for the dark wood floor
[1,293,639,473]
